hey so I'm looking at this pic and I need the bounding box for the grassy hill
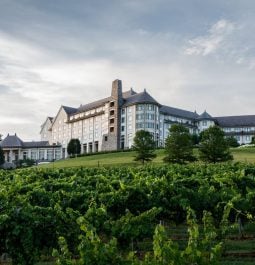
[40,147,255,169]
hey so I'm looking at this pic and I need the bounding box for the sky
[0,0,255,140]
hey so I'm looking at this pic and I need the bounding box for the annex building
[0,134,61,165]
[38,79,255,158]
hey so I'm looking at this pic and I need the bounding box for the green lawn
[39,147,255,169]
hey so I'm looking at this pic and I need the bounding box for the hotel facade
[1,79,255,163]
[40,79,255,158]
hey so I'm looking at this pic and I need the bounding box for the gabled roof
[62,106,77,114]
[215,115,255,127]
[122,89,159,107]
[197,111,214,121]
[0,134,23,148]
[40,116,54,134]
[160,105,199,120]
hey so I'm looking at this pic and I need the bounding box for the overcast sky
[0,0,255,140]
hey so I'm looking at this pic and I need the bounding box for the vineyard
[0,163,255,264]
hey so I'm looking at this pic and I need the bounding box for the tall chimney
[111,79,123,105]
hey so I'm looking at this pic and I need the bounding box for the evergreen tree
[199,125,233,163]
[164,124,196,164]
[225,136,239,147]
[133,130,156,164]
[0,146,4,166]
[67,139,81,156]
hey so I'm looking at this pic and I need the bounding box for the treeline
[133,125,234,164]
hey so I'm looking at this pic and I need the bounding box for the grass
[39,149,165,169]
[231,147,255,163]
[39,147,255,169]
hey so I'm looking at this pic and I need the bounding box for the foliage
[191,133,200,145]
[199,126,233,163]
[0,146,4,166]
[133,130,156,164]
[225,136,239,147]
[0,163,254,263]
[17,158,36,167]
[53,237,75,265]
[164,124,196,164]
[67,139,81,156]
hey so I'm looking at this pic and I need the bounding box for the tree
[251,136,255,144]
[67,139,81,156]
[225,136,239,147]
[163,124,196,164]
[133,130,156,164]
[0,146,4,166]
[199,125,233,163]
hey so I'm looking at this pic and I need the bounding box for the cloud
[0,1,255,141]
[184,19,236,56]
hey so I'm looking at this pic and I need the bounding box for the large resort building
[1,79,255,163]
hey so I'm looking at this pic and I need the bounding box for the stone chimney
[111,79,123,105]
[102,79,123,151]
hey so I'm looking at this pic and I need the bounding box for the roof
[75,89,138,114]
[122,88,137,98]
[62,106,77,114]
[0,134,60,149]
[40,116,54,134]
[0,134,23,148]
[215,115,255,127]
[197,111,214,121]
[160,105,199,120]
[76,97,111,113]
[23,141,50,148]
[122,89,159,107]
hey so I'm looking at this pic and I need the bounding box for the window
[136,105,144,111]
[110,127,114,133]
[110,118,115,124]
[104,136,108,141]
[47,149,53,161]
[121,117,125,123]
[110,110,114,116]
[136,123,144,129]
[110,101,115,107]
[39,150,45,160]
[121,109,125,114]
[121,126,125,132]
[120,135,125,149]
[23,151,28,160]
[202,121,207,126]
